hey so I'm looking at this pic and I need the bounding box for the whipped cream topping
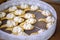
[46,16,55,23]
[14,10,24,15]
[23,23,34,30]
[41,10,51,16]
[25,13,35,19]
[8,6,17,12]
[14,16,24,23]
[6,13,15,19]
[12,26,23,34]
[26,18,36,24]
[0,12,6,18]
[20,4,29,9]
[30,5,38,11]
[6,20,16,27]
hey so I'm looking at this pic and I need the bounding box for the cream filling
[0,12,6,18]
[20,4,29,9]
[46,16,55,23]
[26,18,36,24]
[41,10,51,16]
[14,16,24,23]
[8,6,17,12]
[25,13,35,19]
[12,26,23,34]
[6,13,15,19]
[30,5,38,11]
[6,20,16,27]
[14,10,24,15]
[23,23,34,30]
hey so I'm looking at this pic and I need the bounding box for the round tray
[0,0,57,40]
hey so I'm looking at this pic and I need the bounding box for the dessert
[13,16,24,23]
[6,13,15,19]
[21,23,34,30]
[0,12,6,18]
[20,4,29,9]
[25,18,36,24]
[41,10,52,16]
[14,10,25,15]
[30,5,39,11]
[8,6,17,12]
[12,26,24,35]
[24,13,35,19]
[0,4,55,36]
[6,20,17,27]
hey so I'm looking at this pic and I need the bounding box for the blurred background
[0,0,60,40]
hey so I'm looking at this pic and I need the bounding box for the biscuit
[24,13,35,19]
[6,20,18,27]
[8,6,17,12]
[41,10,52,16]
[12,26,24,35]
[30,5,39,11]
[25,18,36,24]
[22,23,34,30]
[14,10,25,16]
[6,13,15,20]
[13,16,24,23]
[0,12,6,18]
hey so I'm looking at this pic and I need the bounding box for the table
[0,0,60,40]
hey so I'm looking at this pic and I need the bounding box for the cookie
[14,10,25,16]
[6,20,18,27]
[12,26,24,35]
[6,13,15,19]
[0,12,6,18]
[13,16,24,23]
[30,5,39,11]
[8,6,17,12]
[25,18,36,24]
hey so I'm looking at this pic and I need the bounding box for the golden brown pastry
[8,6,17,12]
[14,10,25,16]
[13,16,24,23]
[12,26,24,35]
[25,18,36,24]
[0,12,6,18]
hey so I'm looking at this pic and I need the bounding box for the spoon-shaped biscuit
[0,12,6,18]
[14,10,25,16]
[20,13,35,19]
[12,26,24,35]
[19,22,34,30]
[25,18,37,24]
[38,16,55,23]
[13,16,24,23]
[8,6,17,12]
